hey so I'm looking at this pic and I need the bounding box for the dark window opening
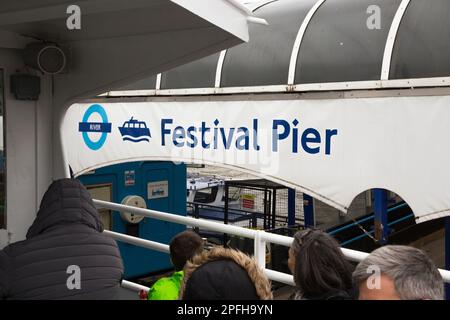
[193,187,218,203]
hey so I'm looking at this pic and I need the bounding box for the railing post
[303,193,315,228]
[223,183,229,247]
[254,230,266,270]
[374,189,389,245]
[288,188,296,226]
[263,189,268,229]
[194,203,200,233]
[271,189,277,229]
[251,212,257,228]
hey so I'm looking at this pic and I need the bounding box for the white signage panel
[63,96,450,223]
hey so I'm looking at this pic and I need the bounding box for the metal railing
[94,199,450,294]
[187,202,300,232]
[328,202,415,246]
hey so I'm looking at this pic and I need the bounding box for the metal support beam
[254,230,266,269]
[303,193,314,228]
[271,189,277,229]
[380,0,412,80]
[224,183,229,246]
[374,189,389,245]
[446,216,450,300]
[215,50,227,88]
[263,189,268,229]
[287,188,296,226]
[287,0,327,84]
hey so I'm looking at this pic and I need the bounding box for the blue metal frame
[374,189,389,245]
[328,202,408,236]
[339,213,414,247]
[303,193,314,228]
[287,188,296,226]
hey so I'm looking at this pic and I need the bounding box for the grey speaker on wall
[10,74,41,100]
[23,43,67,75]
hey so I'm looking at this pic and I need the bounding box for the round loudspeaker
[24,43,66,75]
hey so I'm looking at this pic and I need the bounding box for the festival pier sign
[63,96,450,223]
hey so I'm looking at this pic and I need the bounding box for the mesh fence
[230,186,305,229]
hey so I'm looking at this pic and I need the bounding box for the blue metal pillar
[374,189,389,245]
[445,216,450,300]
[288,188,296,226]
[303,193,314,228]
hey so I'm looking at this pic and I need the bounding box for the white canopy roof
[0,0,262,102]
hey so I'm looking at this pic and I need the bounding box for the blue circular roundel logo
[79,104,112,151]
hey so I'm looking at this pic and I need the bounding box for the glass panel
[161,53,220,89]
[86,185,112,230]
[296,0,401,84]
[116,75,157,90]
[390,0,450,79]
[0,69,4,228]
[222,0,317,87]
[193,187,218,203]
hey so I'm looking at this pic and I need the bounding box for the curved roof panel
[161,52,220,89]
[221,0,316,87]
[295,0,401,84]
[119,75,157,90]
[390,0,450,79]
[116,0,450,93]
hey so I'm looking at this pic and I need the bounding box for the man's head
[353,245,443,300]
[170,231,204,271]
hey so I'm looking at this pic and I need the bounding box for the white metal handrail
[121,280,150,293]
[94,199,450,290]
[104,230,170,253]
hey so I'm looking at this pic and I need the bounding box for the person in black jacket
[0,178,124,299]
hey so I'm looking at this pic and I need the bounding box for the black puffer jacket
[0,179,123,299]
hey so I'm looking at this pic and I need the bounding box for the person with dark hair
[147,230,203,300]
[0,178,124,299]
[180,247,273,300]
[288,229,355,300]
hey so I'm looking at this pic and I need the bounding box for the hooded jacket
[180,247,273,300]
[0,179,123,299]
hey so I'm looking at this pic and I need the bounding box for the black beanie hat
[183,259,259,300]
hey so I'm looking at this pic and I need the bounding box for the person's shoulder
[152,276,172,286]
[151,275,180,290]
[0,249,11,298]
[148,274,181,300]
[0,238,30,258]
[0,249,10,272]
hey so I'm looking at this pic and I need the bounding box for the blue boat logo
[119,117,151,142]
